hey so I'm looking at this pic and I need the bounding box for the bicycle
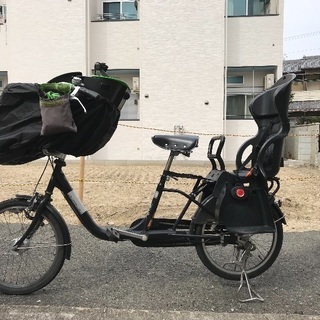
[0,73,295,298]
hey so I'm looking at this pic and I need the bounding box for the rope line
[0,179,196,187]
[118,123,320,137]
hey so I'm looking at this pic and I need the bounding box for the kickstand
[237,247,264,303]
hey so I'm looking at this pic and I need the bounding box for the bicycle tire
[0,198,67,294]
[194,206,283,280]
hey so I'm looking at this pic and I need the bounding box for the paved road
[0,226,319,319]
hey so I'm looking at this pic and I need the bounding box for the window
[121,93,139,120]
[227,75,244,85]
[0,5,6,16]
[0,4,6,24]
[103,1,138,20]
[228,0,269,16]
[106,69,140,120]
[226,95,255,119]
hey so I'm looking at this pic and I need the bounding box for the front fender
[16,194,72,260]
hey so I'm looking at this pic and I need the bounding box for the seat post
[164,151,178,171]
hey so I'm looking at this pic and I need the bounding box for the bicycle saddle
[152,135,199,152]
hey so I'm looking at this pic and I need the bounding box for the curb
[1,305,320,320]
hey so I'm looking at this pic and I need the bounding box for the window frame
[227,75,244,85]
[102,0,138,20]
[227,0,269,17]
[226,94,255,120]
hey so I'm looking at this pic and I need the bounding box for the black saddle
[152,135,199,153]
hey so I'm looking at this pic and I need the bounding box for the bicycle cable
[32,157,50,194]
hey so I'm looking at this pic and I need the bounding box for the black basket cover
[0,83,120,165]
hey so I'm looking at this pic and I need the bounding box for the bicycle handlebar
[78,86,101,99]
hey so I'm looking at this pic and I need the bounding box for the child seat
[222,74,295,233]
[235,74,296,181]
[195,74,296,234]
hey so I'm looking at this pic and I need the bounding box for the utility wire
[284,30,320,41]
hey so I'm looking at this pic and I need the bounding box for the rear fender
[272,201,287,225]
[192,194,216,225]
[192,196,286,227]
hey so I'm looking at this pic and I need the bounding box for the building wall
[90,0,225,161]
[0,0,285,163]
[227,15,283,78]
[0,23,8,72]
[224,1,284,161]
[89,21,140,69]
[292,90,320,101]
[4,0,88,83]
[225,119,257,165]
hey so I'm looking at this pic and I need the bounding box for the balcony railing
[94,13,138,21]
[0,15,6,25]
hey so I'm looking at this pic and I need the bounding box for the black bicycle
[0,73,295,296]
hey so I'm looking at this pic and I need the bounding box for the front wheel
[0,198,67,294]
[195,206,283,280]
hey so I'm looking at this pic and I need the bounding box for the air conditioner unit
[264,74,274,90]
[132,77,140,92]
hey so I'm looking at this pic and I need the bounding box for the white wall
[0,23,8,71]
[227,14,284,78]
[90,0,226,162]
[224,0,284,162]
[6,0,88,83]
[0,0,285,164]
[225,119,257,164]
[89,21,140,69]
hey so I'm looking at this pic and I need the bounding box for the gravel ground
[0,161,319,231]
[0,226,319,317]
[0,161,319,319]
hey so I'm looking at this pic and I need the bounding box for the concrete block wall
[285,123,320,165]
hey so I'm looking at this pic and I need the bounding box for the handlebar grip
[78,86,101,99]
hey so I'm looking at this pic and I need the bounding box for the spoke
[15,243,70,250]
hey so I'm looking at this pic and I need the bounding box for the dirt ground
[0,160,319,232]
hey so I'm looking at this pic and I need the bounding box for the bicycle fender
[192,194,216,225]
[16,195,72,260]
[272,201,287,225]
[192,197,286,226]
[46,203,72,260]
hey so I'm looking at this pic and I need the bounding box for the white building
[0,0,284,163]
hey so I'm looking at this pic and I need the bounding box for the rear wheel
[195,207,283,280]
[0,198,67,294]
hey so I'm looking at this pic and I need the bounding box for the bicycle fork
[12,193,50,251]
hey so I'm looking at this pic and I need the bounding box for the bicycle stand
[237,245,264,303]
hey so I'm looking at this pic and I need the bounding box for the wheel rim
[0,205,62,291]
[200,223,278,277]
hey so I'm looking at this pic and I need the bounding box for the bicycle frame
[15,150,216,249]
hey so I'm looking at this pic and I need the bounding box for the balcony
[93,12,138,21]
[0,14,6,25]
[227,0,279,17]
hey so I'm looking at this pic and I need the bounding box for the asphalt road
[0,226,319,319]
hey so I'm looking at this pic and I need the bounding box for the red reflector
[236,188,246,198]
